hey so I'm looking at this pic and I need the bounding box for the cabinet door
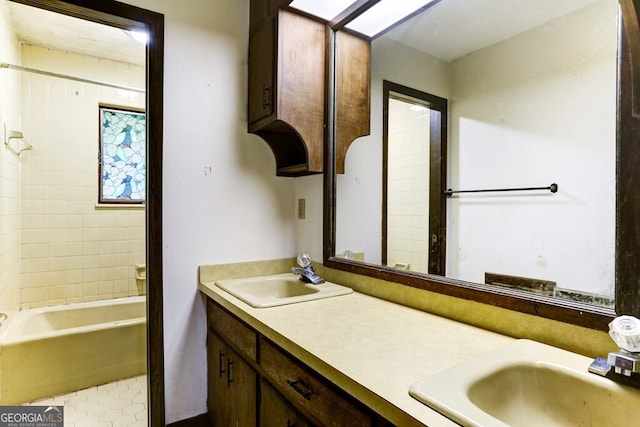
[208,331,229,427]
[260,380,311,427]
[227,348,258,426]
[248,17,275,125]
[335,30,371,174]
[208,331,258,427]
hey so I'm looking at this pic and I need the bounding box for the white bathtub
[0,296,146,405]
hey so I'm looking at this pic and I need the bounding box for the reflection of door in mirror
[336,0,617,308]
[383,81,447,275]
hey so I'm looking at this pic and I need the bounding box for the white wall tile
[19,42,145,307]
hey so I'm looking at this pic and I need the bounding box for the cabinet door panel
[335,30,371,174]
[227,351,258,426]
[260,380,311,427]
[248,17,275,125]
[208,331,229,427]
[276,10,326,171]
[208,330,258,427]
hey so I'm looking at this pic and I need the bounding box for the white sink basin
[215,273,352,308]
[409,339,640,427]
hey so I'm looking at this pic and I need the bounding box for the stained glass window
[99,106,146,203]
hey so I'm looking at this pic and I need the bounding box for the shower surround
[19,44,146,308]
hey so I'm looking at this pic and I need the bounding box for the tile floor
[25,375,147,427]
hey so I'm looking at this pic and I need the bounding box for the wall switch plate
[298,199,305,219]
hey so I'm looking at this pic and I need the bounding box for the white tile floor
[25,375,147,427]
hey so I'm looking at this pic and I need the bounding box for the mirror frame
[324,0,640,330]
[9,0,166,424]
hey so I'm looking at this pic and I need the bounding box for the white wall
[295,175,323,261]
[122,0,297,422]
[447,0,616,295]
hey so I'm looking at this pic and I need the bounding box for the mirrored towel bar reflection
[444,183,558,197]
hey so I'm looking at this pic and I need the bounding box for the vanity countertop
[199,278,515,426]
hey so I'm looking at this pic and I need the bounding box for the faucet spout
[589,355,640,389]
[589,315,640,389]
[291,266,325,285]
[606,350,640,377]
[292,253,325,284]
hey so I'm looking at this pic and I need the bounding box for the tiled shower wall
[386,99,430,273]
[19,44,146,308]
[0,1,21,314]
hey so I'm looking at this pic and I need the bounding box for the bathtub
[0,296,146,405]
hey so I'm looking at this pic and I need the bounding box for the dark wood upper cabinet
[248,5,326,176]
[335,30,371,174]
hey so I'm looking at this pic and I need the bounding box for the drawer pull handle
[227,359,234,387]
[287,380,312,401]
[218,351,225,378]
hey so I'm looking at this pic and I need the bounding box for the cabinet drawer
[260,338,372,427]
[207,301,257,362]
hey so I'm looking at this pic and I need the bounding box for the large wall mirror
[321,0,640,329]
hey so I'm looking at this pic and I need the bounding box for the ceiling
[6,1,145,67]
[5,0,604,69]
[383,0,603,62]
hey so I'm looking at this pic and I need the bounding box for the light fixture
[289,0,355,21]
[289,0,438,39]
[128,29,149,44]
[409,104,429,112]
[345,0,438,37]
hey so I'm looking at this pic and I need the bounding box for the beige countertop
[199,276,515,426]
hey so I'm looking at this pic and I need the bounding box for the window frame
[98,103,147,205]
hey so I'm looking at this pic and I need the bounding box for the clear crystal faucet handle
[296,253,312,268]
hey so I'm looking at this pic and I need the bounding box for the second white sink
[409,339,640,427]
[215,273,352,308]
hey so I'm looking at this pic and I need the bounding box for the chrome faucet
[291,253,325,285]
[589,315,640,387]
[606,351,640,377]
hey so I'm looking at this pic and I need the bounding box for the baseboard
[166,413,210,427]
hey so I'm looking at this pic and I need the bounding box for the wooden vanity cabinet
[206,299,393,426]
[207,331,258,426]
[248,4,326,176]
[207,301,259,426]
